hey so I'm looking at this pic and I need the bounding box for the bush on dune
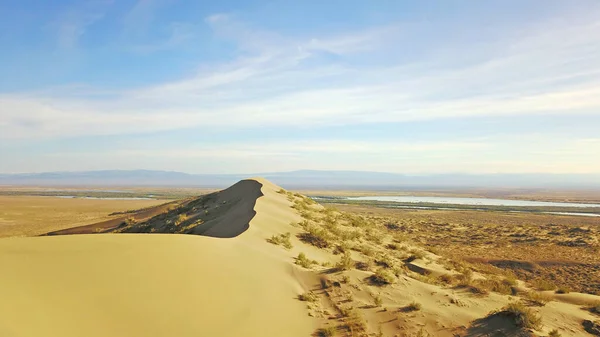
[267,232,293,249]
[316,326,337,337]
[590,301,600,314]
[523,291,553,306]
[531,279,556,291]
[492,302,542,330]
[298,291,318,302]
[335,251,354,271]
[369,269,396,286]
[295,252,317,269]
[297,225,332,248]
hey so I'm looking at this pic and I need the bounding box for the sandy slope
[2,178,599,337]
[0,178,318,337]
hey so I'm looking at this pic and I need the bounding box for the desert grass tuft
[474,278,514,295]
[295,252,317,269]
[589,301,600,314]
[531,279,556,291]
[335,251,354,271]
[400,301,422,312]
[315,326,336,337]
[368,269,396,286]
[267,232,293,249]
[298,291,318,302]
[373,293,383,307]
[548,329,561,337]
[523,291,553,306]
[297,225,332,248]
[492,302,542,330]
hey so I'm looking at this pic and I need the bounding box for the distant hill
[1,169,599,189]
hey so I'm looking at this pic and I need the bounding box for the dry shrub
[392,265,407,277]
[375,255,394,269]
[456,269,473,285]
[450,297,466,307]
[456,280,489,296]
[267,232,293,249]
[492,302,542,330]
[316,326,336,337]
[347,215,369,228]
[369,269,396,286]
[295,252,317,269]
[405,249,426,262]
[475,278,514,295]
[365,228,384,244]
[438,274,455,285]
[385,222,402,230]
[531,279,556,291]
[355,260,373,271]
[298,225,332,248]
[373,293,383,307]
[339,309,367,335]
[335,251,354,271]
[402,301,422,312]
[548,329,562,337]
[504,273,518,286]
[523,291,553,306]
[589,301,600,314]
[359,244,376,257]
[298,291,318,302]
[337,228,362,241]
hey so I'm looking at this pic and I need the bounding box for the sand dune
[46,179,265,238]
[0,178,318,337]
[1,178,599,337]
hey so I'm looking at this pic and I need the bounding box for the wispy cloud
[122,0,164,37]
[53,1,112,49]
[129,22,197,53]
[2,7,600,140]
[35,136,600,174]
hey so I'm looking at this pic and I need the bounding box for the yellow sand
[0,178,317,337]
[2,178,598,337]
[0,195,166,237]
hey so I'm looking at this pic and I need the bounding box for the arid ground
[0,181,599,336]
[334,205,600,296]
[0,196,167,237]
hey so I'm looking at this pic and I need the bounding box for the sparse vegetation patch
[267,232,293,249]
[369,269,396,286]
[491,302,542,330]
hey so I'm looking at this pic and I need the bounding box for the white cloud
[26,136,599,174]
[53,1,112,48]
[2,8,600,140]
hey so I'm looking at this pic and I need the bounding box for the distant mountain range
[1,170,599,189]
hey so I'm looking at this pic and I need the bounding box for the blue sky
[1,0,599,174]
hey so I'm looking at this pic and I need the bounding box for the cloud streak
[53,1,112,49]
[2,7,600,141]
[23,136,599,174]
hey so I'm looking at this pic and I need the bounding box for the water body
[45,189,130,193]
[347,196,600,208]
[57,196,153,200]
[544,212,600,217]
